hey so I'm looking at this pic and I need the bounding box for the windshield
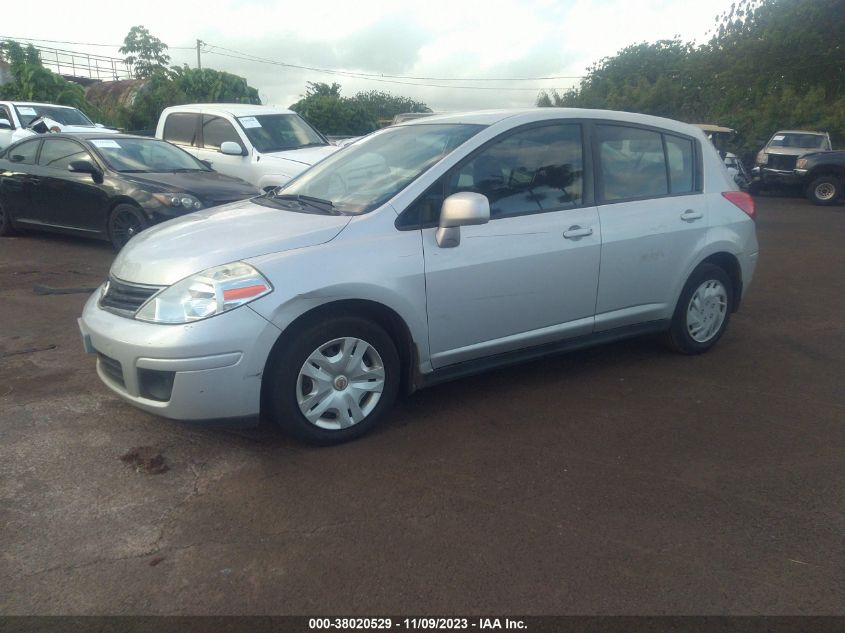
[14,105,95,128]
[769,133,827,149]
[90,138,211,173]
[265,123,485,214]
[237,114,327,153]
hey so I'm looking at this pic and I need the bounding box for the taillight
[722,191,756,221]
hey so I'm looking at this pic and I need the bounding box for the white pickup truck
[0,101,118,150]
[155,104,340,191]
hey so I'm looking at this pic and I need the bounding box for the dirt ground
[1,195,843,615]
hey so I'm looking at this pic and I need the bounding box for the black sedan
[0,133,259,249]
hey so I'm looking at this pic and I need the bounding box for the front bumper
[79,288,281,421]
[752,167,801,186]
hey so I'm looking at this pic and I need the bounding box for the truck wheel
[807,176,842,206]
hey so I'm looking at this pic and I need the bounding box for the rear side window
[8,138,40,165]
[163,113,198,146]
[202,115,243,151]
[597,125,668,201]
[39,139,91,171]
[0,105,14,128]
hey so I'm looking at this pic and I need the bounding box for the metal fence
[4,41,133,81]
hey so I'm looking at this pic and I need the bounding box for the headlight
[151,192,203,210]
[796,158,808,169]
[135,262,272,324]
[756,151,768,165]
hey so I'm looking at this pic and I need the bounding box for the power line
[0,35,196,50]
[203,42,583,82]
[202,47,576,91]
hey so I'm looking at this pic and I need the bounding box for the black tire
[747,180,762,196]
[265,316,400,445]
[108,203,148,251]
[665,263,734,355]
[806,176,843,206]
[0,199,15,236]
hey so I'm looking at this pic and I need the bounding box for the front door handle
[680,209,703,222]
[563,225,593,239]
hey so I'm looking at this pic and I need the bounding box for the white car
[80,108,759,445]
[0,101,119,150]
[155,104,340,191]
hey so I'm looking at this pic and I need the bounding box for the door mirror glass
[0,118,12,130]
[220,141,245,156]
[436,192,490,248]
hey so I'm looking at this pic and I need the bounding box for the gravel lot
[1,195,843,615]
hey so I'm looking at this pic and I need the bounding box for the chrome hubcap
[686,280,728,343]
[815,182,836,201]
[296,337,385,430]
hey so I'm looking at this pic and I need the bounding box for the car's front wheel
[807,176,842,206]
[666,263,733,354]
[108,203,148,250]
[266,316,400,445]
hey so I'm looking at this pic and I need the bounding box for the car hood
[120,171,258,204]
[764,147,822,157]
[110,200,351,286]
[260,144,339,168]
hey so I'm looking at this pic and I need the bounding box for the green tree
[290,83,378,136]
[120,26,171,79]
[171,66,260,104]
[352,90,431,122]
[0,40,92,112]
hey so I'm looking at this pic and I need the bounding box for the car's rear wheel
[266,316,400,445]
[666,263,733,354]
[108,204,148,250]
[807,176,842,206]
[0,200,15,236]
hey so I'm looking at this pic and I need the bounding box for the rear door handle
[680,209,703,222]
[563,225,593,239]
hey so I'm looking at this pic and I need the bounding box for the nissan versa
[79,109,759,444]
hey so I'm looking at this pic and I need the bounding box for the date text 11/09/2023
[308,618,527,630]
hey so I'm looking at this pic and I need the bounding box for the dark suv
[795,151,845,205]
[751,130,832,193]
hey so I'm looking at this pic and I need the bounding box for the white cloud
[27,0,737,111]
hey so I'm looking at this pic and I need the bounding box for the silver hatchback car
[79,109,759,444]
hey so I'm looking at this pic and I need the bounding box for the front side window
[163,113,198,146]
[237,114,326,153]
[0,105,14,128]
[7,138,40,164]
[91,138,210,173]
[446,123,584,220]
[597,125,668,201]
[39,139,91,171]
[265,123,484,214]
[202,115,243,151]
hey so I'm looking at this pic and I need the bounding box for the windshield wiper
[170,168,207,173]
[269,193,339,214]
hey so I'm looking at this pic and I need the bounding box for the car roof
[772,130,828,135]
[31,133,161,142]
[162,103,295,117]
[1,101,81,109]
[398,108,706,137]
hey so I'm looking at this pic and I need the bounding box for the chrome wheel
[296,337,386,430]
[814,181,837,201]
[686,280,728,343]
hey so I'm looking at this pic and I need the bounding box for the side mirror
[68,160,103,183]
[435,192,490,248]
[220,141,245,156]
[0,118,12,130]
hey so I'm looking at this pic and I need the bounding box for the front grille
[97,353,125,387]
[766,154,797,171]
[99,277,162,316]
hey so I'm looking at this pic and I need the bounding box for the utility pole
[196,39,203,70]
